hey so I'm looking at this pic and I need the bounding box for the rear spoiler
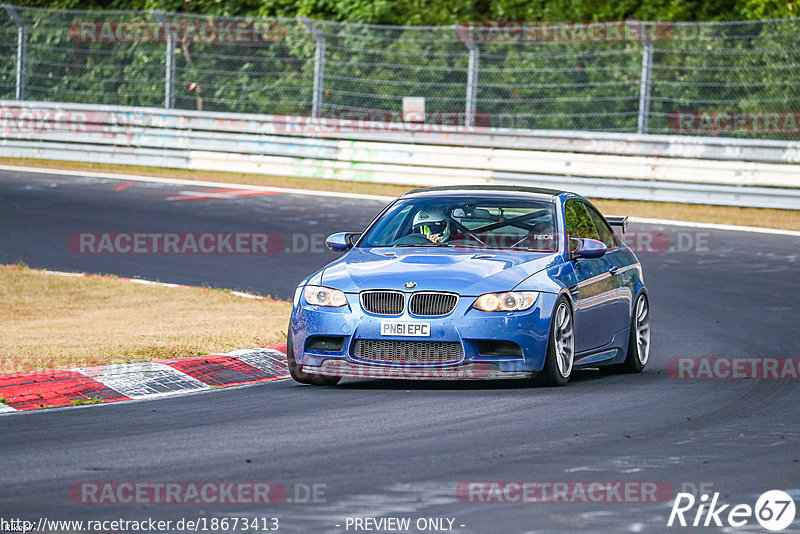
[605,216,628,233]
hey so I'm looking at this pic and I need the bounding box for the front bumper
[303,360,532,380]
[291,291,558,379]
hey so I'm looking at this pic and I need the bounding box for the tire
[603,293,650,374]
[533,296,574,387]
[286,328,341,386]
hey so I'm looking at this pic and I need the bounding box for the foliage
[7,0,798,23]
[1,2,799,139]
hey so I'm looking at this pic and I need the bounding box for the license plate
[380,321,430,337]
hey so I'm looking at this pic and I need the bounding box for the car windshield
[359,195,558,252]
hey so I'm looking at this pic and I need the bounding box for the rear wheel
[603,293,650,374]
[533,296,574,387]
[287,329,341,386]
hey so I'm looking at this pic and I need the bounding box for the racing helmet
[412,207,451,242]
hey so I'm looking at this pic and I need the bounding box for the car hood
[321,247,561,295]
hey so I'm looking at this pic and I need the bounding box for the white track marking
[629,216,800,236]
[38,269,278,301]
[229,290,266,299]
[0,165,393,202]
[1,165,796,235]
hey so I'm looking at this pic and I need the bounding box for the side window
[564,200,600,241]
[585,204,617,249]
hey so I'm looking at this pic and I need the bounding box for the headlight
[473,291,539,312]
[304,285,347,307]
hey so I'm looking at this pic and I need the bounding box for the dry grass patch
[0,265,291,373]
[1,158,797,230]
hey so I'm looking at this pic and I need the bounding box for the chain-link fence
[2,5,800,139]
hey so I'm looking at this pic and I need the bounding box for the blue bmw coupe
[288,186,649,387]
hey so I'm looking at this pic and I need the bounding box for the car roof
[402,185,566,200]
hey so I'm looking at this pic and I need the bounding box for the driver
[412,208,451,244]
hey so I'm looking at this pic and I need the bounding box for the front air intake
[352,340,464,365]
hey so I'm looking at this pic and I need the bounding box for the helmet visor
[413,220,448,235]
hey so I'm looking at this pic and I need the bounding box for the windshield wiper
[394,242,451,247]
[448,244,552,252]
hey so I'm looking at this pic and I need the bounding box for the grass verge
[0,264,291,373]
[1,157,798,231]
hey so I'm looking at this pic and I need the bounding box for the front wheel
[533,296,574,387]
[287,329,341,386]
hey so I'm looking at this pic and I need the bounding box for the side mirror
[569,238,607,260]
[325,232,360,252]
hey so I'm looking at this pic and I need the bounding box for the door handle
[608,265,620,275]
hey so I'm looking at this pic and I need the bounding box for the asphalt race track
[1,169,799,533]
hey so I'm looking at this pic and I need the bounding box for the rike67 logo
[668,490,796,531]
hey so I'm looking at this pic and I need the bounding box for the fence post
[637,41,653,134]
[465,42,479,128]
[153,10,174,108]
[2,4,26,100]
[302,18,325,117]
[165,32,175,108]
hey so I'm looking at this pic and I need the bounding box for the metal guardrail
[1,100,799,209]
[3,6,800,140]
